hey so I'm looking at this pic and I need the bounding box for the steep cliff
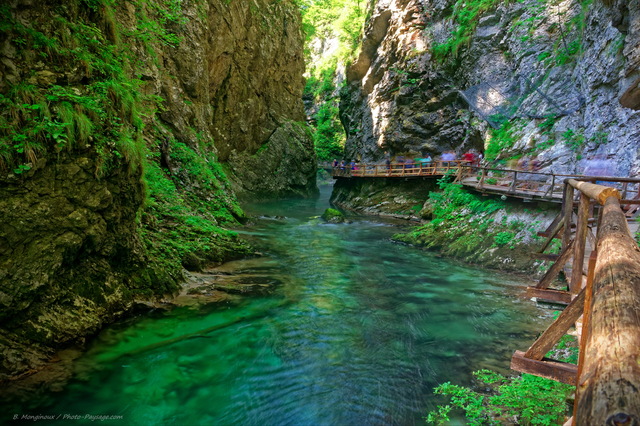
[333,0,640,273]
[0,0,314,380]
[340,0,640,172]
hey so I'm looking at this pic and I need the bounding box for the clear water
[4,185,552,425]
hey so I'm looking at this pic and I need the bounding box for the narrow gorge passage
[2,185,555,425]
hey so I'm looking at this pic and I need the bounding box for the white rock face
[340,0,640,176]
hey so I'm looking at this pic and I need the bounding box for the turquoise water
[4,185,552,425]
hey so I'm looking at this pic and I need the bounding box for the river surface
[4,184,553,425]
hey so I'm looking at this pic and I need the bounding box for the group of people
[332,149,487,171]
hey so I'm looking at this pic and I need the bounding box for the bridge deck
[334,163,640,206]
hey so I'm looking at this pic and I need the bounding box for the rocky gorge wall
[340,0,640,172]
[331,0,640,274]
[0,0,314,380]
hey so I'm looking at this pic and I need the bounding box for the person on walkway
[405,157,414,169]
[441,151,456,167]
[332,159,339,168]
[463,150,475,164]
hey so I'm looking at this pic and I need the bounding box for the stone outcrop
[0,0,314,380]
[339,0,640,175]
[335,0,640,273]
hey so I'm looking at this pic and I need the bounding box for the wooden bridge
[334,162,640,423]
[331,160,467,178]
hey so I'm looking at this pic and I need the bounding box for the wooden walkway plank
[511,350,578,385]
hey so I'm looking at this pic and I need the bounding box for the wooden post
[570,192,590,293]
[510,171,518,193]
[562,183,575,252]
[575,196,640,424]
[574,250,597,422]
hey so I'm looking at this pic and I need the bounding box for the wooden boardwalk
[334,163,640,206]
[332,160,467,178]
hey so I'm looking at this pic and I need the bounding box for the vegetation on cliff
[300,0,368,161]
[0,0,284,378]
[394,178,558,275]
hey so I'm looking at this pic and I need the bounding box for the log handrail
[574,195,640,424]
[512,179,640,424]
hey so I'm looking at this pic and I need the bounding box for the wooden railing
[511,178,640,424]
[332,160,469,178]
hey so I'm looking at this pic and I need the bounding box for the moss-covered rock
[394,183,560,277]
[321,208,347,223]
[0,0,310,380]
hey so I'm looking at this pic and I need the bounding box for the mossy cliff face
[202,1,317,198]
[0,0,312,380]
[331,177,438,218]
[393,183,559,276]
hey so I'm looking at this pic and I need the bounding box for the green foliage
[426,369,573,425]
[0,0,185,174]
[313,101,344,161]
[301,0,365,160]
[493,231,515,247]
[432,0,511,63]
[141,139,250,275]
[299,0,367,68]
[562,128,585,152]
[589,130,608,147]
[528,0,593,67]
[485,120,518,161]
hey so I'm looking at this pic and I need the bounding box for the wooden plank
[562,183,575,251]
[570,193,590,293]
[525,288,585,360]
[575,196,640,424]
[529,253,560,261]
[511,350,578,385]
[573,251,597,422]
[538,216,565,253]
[526,287,572,304]
[536,239,575,289]
[538,213,563,238]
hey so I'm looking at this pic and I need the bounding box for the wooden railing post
[575,196,640,424]
[562,182,575,251]
[570,192,590,293]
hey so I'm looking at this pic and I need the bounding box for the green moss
[321,208,346,223]
[431,0,514,63]
[141,142,252,277]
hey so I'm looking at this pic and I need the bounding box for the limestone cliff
[340,0,640,173]
[0,0,314,380]
[333,0,640,274]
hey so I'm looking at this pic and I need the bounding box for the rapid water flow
[5,184,553,425]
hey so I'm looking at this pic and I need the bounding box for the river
[4,184,553,425]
